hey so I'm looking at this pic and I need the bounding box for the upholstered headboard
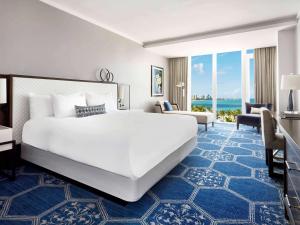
[1,75,118,143]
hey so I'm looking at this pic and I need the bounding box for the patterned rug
[0,123,287,225]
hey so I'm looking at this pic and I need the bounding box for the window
[191,49,255,122]
[191,54,213,112]
[217,51,242,121]
[247,49,255,104]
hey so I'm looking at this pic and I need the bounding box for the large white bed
[22,111,197,179]
[7,76,197,202]
[22,111,197,201]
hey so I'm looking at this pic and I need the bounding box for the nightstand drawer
[0,126,13,152]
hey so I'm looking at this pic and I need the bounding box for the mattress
[22,111,197,179]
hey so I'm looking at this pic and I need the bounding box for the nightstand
[0,125,16,180]
[118,109,144,112]
[130,109,144,112]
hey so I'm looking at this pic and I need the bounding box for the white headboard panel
[13,77,118,143]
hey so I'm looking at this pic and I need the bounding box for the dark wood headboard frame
[0,74,118,128]
[0,75,13,127]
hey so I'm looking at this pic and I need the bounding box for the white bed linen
[22,111,197,179]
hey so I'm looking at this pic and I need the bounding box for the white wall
[0,0,169,112]
[277,27,296,113]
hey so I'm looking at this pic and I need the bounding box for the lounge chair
[154,101,215,131]
[236,102,272,133]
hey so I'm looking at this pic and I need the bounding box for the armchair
[236,102,272,133]
[261,108,285,177]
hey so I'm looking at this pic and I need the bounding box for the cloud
[193,63,205,74]
[218,66,233,76]
[232,88,241,97]
[221,88,241,99]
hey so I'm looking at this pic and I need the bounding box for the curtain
[254,47,277,111]
[169,57,188,110]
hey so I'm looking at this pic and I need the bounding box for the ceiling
[40,0,300,57]
[148,26,284,57]
[41,0,300,43]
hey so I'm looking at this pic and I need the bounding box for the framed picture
[151,65,164,96]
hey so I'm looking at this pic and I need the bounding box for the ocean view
[192,98,255,111]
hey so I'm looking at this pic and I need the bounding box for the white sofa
[154,101,215,131]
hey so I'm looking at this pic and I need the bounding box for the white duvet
[22,111,197,179]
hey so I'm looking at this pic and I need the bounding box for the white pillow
[29,93,54,119]
[250,107,261,114]
[86,92,117,111]
[52,93,86,118]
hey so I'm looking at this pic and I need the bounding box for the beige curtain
[254,47,277,111]
[169,57,188,110]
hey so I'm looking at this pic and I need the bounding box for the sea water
[192,99,255,111]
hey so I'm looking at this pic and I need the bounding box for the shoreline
[192,99,254,111]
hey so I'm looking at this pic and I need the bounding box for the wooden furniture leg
[267,148,274,176]
[265,148,269,166]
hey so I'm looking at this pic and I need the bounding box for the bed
[0,75,198,202]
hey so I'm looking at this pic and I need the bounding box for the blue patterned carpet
[0,123,287,225]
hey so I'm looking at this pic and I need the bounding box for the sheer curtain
[254,47,277,111]
[169,57,188,110]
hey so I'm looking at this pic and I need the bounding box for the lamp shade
[176,82,185,88]
[0,79,7,104]
[281,75,300,90]
[118,85,125,100]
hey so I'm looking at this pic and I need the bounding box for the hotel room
[0,0,300,224]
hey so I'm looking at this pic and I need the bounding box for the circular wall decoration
[96,68,114,82]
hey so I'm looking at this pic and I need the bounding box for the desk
[278,118,300,225]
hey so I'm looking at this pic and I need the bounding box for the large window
[217,51,242,122]
[191,49,255,122]
[248,49,255,104]
[191,54,213,112]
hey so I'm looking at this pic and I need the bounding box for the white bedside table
[0,125,16,180]
[118,109,144,112]
[130,109,144,112]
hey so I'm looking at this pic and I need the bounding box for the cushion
[75,104,106,117]
[52,93,86,118]
[29,93,54,119]
[273,133,285,149]
[86,92,117,111]
[164,111,215,123]
[250,107,261,114]
[164,101,173,111]
[245,103,272,114]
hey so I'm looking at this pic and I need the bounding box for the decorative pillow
[29,93,54,119]
[52,93,86,118]
[75,104,106,117]
[250,107,261,114]
[164,101,173,111]
[86,92,117,111]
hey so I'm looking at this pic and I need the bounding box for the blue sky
[191,54,213,97]
[191,50,254,99]
[217,51,241,99]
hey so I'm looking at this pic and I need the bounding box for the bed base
[21,160,129,206]
[21,136,197,202]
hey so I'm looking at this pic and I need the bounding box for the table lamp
[118,85,124,109]
[176,82,185,97]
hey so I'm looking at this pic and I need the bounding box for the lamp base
[287,89,294,111]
